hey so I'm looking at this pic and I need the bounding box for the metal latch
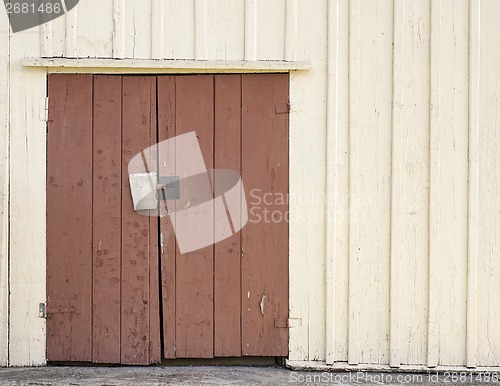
[39,303,46,318]
[129,172,158,211]
[40,97,49,122]
[129,172,180,211]
[40,303,76,318]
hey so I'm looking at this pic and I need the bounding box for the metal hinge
[39,302,76,318]
[39,303,46,318]
[40,97,52,122]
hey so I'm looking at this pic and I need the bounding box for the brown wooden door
[47,74,289,364]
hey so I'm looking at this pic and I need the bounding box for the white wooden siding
[8,25,47,367]
[477,0,500,368]
[1,0,500,369]
[0,7,10,368]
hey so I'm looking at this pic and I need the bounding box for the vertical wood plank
[477,0,500,367]
[436,0,469,366]
[158,76,177,359]
[40,22,53,58]
[466,0,481,369]
[255,0,286,60]
[8,26,47,367]
[287,0,330,361]
[113,0,125,58]
[348,0,394,365]
[175,75,214,358]
[347,0,361,365]
[389,0,404,369]
[46,74,93,362]
[284,0,298,62]
[151,0,165,59]
[287,51,308,364]
[325,0,340,366]
[241,74,289,356]
[427,0,442,368]
[244,0,257,60]
[50,9,65,57]
[333,0,351,363]
[194,0,208,60]
[92,75,122,364]
[395,0,431,366]
[214,75,242,357]
[0,10,9,367]
[302,1,329,361]
[74,0,114,57]
[206,0,245,60]
[163,0,196,60]
[148,78,161,364]
[121,76,155,364]
[123,0,152,59]
[65,5,78,57]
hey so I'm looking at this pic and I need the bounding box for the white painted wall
[9,20,47,367]
[0,0,499,369]
[0,5,10,368]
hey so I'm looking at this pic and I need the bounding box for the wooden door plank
[47,74,93,362]
[92,75,122,364]
[157,76,177,359]
[241,74,289,356]
[175,75,215,358]
[121,76,156,365]
[148,78,161,364]
[214,75,242,357]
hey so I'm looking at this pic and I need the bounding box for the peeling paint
[259,293,267,316]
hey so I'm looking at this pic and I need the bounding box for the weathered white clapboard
[1,0,500,371]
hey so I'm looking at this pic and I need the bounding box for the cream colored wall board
[466,0,480,369]
[50,16,65,57]
[331,0,350,364]
[255,0,285,60]
[4,0,500,369]
[435,0,469,367]
[64,4,77,57]
[122,0,152,59]
[348,0,393,365]
[427,0,442,368]
[325,0,350,365]
[288,69,310,361]
[477,0,500,368]
[75,0,114,57]
[244,0,257,61]
[151,0,164,59]
[299,0,327,361]
[284,0,297,62]
[0,9,10,368]
[393,0,431,366]
[194,0,207,59]
[162,0,195,60]
[8,29,46,366]
[206,0,245,60]
[288,0,328,362]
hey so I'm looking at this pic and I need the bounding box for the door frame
[44,70,295,364]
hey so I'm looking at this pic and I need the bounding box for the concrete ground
[0,365,489,385]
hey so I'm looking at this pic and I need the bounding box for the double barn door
[46,74,289,364]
